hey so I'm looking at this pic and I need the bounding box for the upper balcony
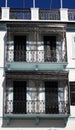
[1,7,75,21]
[5,22,67,71]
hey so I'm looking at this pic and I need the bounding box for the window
[5,80,69,115]
[70,82,75,105]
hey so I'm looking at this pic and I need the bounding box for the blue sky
[0,0,75,9]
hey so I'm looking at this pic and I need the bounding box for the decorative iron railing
[10,8,60,20]
[5,100,69,114]
[6,49,66,63]
[0,8,75,20]
[68,9,75,20]
[10,8,31,19]
[39,9,60,20]
[9,9,75,21]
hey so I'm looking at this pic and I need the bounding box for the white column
[60,8,68,21]
[1,7,10,20]
[31,8,39,20]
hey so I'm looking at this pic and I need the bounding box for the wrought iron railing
[6,49,66,63]
[5,100,69,114]
[39,9,60,20]
[10,8,31,19]
[68,9,75,20]
[9,8,60,20]
[0,8,75,20]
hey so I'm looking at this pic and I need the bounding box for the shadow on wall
[2,118,68,128]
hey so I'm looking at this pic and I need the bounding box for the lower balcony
[4,73,70,120]
[4,98,70,126]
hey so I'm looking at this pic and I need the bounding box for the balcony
[4,70,70,123]
[6,44,67,71]
[5,29,67,70]
[4,78,70,119]
[10,8,31,19]
[9,8,60,20]
[7,8,75,21]
[1,8,75,21]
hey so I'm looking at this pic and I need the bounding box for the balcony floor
[6,62,67,71]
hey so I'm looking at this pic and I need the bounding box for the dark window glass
[70,82,75,105]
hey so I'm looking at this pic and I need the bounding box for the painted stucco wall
[0,29,6,125]
[66,32,75,81]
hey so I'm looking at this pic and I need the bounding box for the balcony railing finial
[60,0,63,8]
[5,0,7,7]
[33,0,36,8]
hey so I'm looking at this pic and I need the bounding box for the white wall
[0,31,6,67]
[66,32,75,120]
[66,32,75,81]
[0,30,6,127]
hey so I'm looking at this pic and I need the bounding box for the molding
[6,70,68,80]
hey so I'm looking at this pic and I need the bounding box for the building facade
[0,7,75,130]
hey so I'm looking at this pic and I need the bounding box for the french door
[44,36,56,62]
[45,81,59,114]
[14,36,26,61]
[13,81,26,114]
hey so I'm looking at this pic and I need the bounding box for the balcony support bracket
[35,116,40,125]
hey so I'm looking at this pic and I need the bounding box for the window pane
[70,82,75,105]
